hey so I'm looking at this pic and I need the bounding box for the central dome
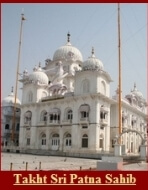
[29,65,48,85]
[53,33,83,62]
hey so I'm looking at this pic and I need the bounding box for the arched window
[40,110,47,122]
[82,134,88,148]
[24,111,32,125]
[26,138,30,146]
[5,124,9,130]
[79,104,90,119]
[41,134,46,145]
[49,108,60,124]
[82,79,89,93]
[67,110,73,120]
[65,133,71,147]
[28,91,33,102]
[100,105,108,120]
[101,81,106,95]
[51,133,60,150]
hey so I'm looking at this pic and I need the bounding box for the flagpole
[118,3,122,144]
[11,14,25,142]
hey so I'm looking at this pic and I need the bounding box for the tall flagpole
[118,3,122,144]
[11,13,25,142]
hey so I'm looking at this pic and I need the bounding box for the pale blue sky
[1,3,147,101]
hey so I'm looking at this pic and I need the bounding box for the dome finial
[11,86,14,93]
[67,32,70,43]
[39,62,41,68]
[134,82,137,90]
[91,47,95,58]
[92,47,94,55]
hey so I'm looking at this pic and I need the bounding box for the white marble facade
[2,33,147,154]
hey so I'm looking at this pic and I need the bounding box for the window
[16,123,20,131]
[49,114,60,123]
[65,134,72,147]
[52,134,60,146]
[100,112,107,119]
[49,108,60,123]
[81,111,89,118]
[99,134,104,149]
[67,110,73,120]
[24,111,32,124]
[100,126,104,130]
[40,111,47,122]
[41,134,46,145]
[26,138,30,145]
[112,139,115,148]
[82,134,88,148]
[100,105,108,120]
[5,124,9,130]
[79,105,90,119]
[82,125,88,129]
[100,139,103,148]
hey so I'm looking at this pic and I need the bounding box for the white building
[2,33,147,155]
[1,87,21,148]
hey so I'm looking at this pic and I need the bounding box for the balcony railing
[49,120,60,125]
[100,118,108,125]
[79,117,89,124]
[62,119,72,125]
[24,121,31,126]
[37,121,47,126]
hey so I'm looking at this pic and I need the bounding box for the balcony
[37,121,47,126]
[49,120,60,126]
[79,117,89,124]
[26,127,30,131]
[100,118,108,125]
[62,119,72,125]
[24,121,31,127]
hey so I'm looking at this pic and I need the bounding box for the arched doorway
[116,129,146,155]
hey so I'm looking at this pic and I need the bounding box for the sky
[1,3,147,101]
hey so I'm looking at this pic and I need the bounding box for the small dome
[82,47,103,70]
[29,65,48,85]
[53,33,83,62]
[131,83,143,99]
[2,87,21,107]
